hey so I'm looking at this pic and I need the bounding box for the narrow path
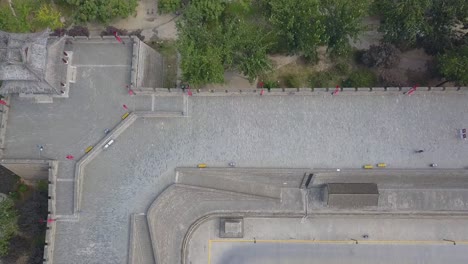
[8,0,16,17]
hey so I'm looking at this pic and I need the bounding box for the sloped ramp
[129,214,155,264]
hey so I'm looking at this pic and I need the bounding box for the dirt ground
[87,0,178,40]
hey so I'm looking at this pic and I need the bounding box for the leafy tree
[60,0,137,22]
[268,0,326,60]
[0,0,62,33]
[32,4,63,31]
[361,43,401,68]
[320,0,370,56]
[0,198,18,257]
[158,0,181,13]
[421,0,468,54]
[437,45,468,85]
[177,5,225,86]
[193,0,226,21]
[179,40,225,86]
[177,1,272,85]
[377,0,431,48]
[226,16,272,81]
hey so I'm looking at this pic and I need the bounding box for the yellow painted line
[208,239,468,264]
[209,239,468,246]
[208,240,212,264]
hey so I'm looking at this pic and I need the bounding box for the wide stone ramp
[129,214,155,264]
[175,167,308,199]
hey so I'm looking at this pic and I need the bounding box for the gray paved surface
[209,242,468,264]
[51,94,468,263]
[4,41,135,161]
[188,217,468,263]
[4,58,468,264]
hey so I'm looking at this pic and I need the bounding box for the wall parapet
[43,160,58,263]
[141,86,468,97]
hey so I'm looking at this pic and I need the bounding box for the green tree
[0,0,63,33]
[32,4,63,31]
[437,45,468,85]
[421,0,468,54]
[268,0,326,60]
[192,0,226,22]
[177,2,272,85]
[177,5,225,86]
[0,198,18,256]
[61,0,137,22]
[377,0,431,48]
[158,0,181,13]
[320,0,370,56]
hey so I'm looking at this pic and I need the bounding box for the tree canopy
[376,0,468,53]
[268,0,326,60]
[177,1,272,86]
[320,0,371,56]
[0,0,63,33]
[59,0,137,22]
[437,45,468,85]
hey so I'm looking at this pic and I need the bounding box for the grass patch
[342,69,378,87]
[148,39,178,88]
[309,71,341,88]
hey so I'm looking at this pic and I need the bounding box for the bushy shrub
[101,27,144,41]
[334,62,351,75]
[309,71,339,88]
[361,43,401,68]
[0,198,18,256]
[17,184,28,193]
[67,26,90,37]
[263,80,279,89]
[158,0,182,13]
[342,69,377,87]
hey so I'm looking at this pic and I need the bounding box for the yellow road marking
[208,239,468,263]
[208,240,212,264]
[209,239,468,245]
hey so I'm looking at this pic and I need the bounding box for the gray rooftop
[325,183,379,208]
[0,29,66,95]
[326,183,379,195]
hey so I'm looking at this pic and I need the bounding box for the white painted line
[56,178,75,182]
[152,94,155,111]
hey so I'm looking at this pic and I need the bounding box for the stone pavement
[47,94,468,263]
[189,217,468,264]
[3,56,468,264]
